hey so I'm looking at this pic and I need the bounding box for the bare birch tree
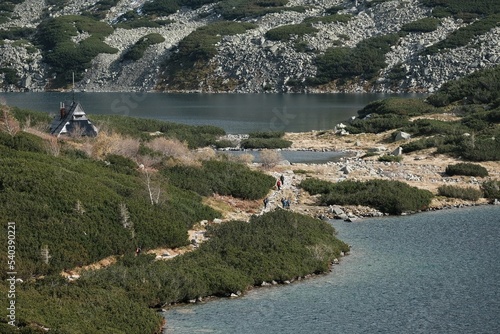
[119,203,135,239]
[41,245,51,265]
[143,170,162,205]
[1,107,20,136]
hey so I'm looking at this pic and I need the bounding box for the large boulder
[392,147,403,156]
[329,205,345,215]
[394,131,411,142]
[340,165,354,174]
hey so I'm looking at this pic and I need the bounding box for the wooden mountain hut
[49,100,98,137]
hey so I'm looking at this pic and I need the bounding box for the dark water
[218,149,352,164]
[0,92,424,134]
[164,206,500,334]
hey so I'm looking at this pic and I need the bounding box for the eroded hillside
[0,0,499,93]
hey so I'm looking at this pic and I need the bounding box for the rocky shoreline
[209,127,500,225]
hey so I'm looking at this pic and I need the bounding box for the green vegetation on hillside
[346,65,500,161]
[0,140,220,278]
[426,65,500,107]
[115,10,174,29]
[9,107,53,127]
[2,210,343,331]
[437,185,483,201]
[142,0,182,16]
[358,98,438,117]
[162,158,275,199]
[417,0,500,55]
[81,0,120,20]
[445,162,489,177]
[81,210,349,305]
[36,15,118,88]
[0,105,348,331]
[481,180,500,199]
[0,27,35,41]
[122,33,165,61]
[0,68,19,87]
[92,114,225,147]
[159,21,256,90]
[217,0,290,20]
[142,0,217,16]
[176,21,256,61]
[311,33,400,84]
[346,114,410,134]
[378,154,402,163]
[0,282,163,334]
[139,0,301,20]
[0,0,24,24]
[1,172,339,331]
[421,0,500,20]
[241,131,292,149]
[265,24,318,42]
[300,178,433,215]
[401,17,441,33]
[1,106,312,332]
[425,14,500,55]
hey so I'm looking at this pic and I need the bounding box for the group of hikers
[280,197,291,208]
[262,174,292,210]
[263,196,292,209]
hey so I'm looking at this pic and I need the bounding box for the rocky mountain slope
[0,0,499,93]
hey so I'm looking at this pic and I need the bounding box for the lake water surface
[164,206,500,334]
[0,92,424,134]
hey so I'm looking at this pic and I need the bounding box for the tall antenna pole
[72,72,75,102]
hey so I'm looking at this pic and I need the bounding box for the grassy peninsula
[0,107,347,333]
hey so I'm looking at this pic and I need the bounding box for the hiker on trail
[277,179,281,190]
[286,199,291,208]
[280,174,285,185]
[281,198,286,208]
[263,197,269,208]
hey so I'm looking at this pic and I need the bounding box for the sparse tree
[237,153,255,164]
[194,147,216,161]
[137,154,162,169]
[119,203,135,239]
[23,115,32,131]
[1,107,20,136]
[41,245,51,265]
[110,137,140,159]
[74,200,85,215]
[80,139,94,158]
[91,129,117,158]
[146,137,189,158]
[143,170,162,205]
[260,149,283,169]
[45,136,61,157]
